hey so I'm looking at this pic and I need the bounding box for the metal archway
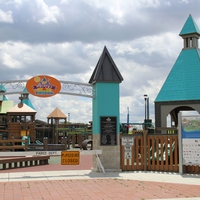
[0,80,93,98]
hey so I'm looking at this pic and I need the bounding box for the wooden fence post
[143,130,148,171]
[62,137,68,150]
[43,137,48,151]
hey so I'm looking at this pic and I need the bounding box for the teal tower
[21,87,35,110]
[89,46,123,171]
[155,15,200,128]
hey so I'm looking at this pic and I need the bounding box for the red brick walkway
[1,155,200,200]
[0,179,200,200]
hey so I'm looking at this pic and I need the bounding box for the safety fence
[120,131,200,174]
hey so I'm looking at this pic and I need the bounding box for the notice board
[100,116,117,146]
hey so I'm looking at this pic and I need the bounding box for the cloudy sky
[0,0,200,125]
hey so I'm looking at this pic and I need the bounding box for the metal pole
[147,97,149,120]
[127,107,129,125]
[178,112,183,174]
[68,113,70,123]
[144,94,147,120]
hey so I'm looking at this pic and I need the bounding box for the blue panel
[92,82,120,134]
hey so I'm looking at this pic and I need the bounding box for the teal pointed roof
[0,84,7,101]
[22,99,35,110]
[21,87,35,110]
[156,15,200,102]
[155,48,200,102]
[3,96,7,101]
[0,84,6,92]
[179,14,200,36]
[23,87,29,93]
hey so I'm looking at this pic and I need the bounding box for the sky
[0,0,200,125]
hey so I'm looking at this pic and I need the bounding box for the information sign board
[100,116,117,145]
[61,151,80,165]
[124,146,132,159]
[181,116,200,165]
[122,137,134,146]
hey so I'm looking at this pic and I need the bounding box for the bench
[0,156,50,170]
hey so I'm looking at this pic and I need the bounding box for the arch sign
[26,75,61,98]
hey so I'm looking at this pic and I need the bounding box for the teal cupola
[20,87,35,110]
[0,84,8,101]
[179,14,200,49]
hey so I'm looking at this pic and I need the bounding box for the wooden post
[25,139,28,151]
[62,137,68,150]
[2,141,6,152]
[143,130,147,171]
[43,137,48,151]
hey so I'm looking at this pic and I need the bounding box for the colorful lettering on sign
[26,75,61,98]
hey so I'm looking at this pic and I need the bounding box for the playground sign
[181,116,200,165]
[26,75,61,98]
[122,137,134,146]
[122,136,134,164]
[61,151,80,165]
[124,146,132,159]
[178,113,200,174]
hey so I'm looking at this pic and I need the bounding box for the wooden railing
[0,139,28,151]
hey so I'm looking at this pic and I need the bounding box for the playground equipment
[149,140,175,161]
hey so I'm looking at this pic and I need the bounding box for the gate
[121,131,200,174]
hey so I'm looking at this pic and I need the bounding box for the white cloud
[2,53,22,69]
[35,0,61,24]
[114,32,181,59]
[0,9,13,23]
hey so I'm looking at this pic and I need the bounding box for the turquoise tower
[89,46,123,171]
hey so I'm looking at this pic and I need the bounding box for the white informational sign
[182,139,200,165]
[124,146,132,159]
[122,137,134,146]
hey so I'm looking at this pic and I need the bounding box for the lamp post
[68,113,70,123]
[127,107,129,124]
[127,107,129,134]
[144,94,150,130]
[144,94,148,120]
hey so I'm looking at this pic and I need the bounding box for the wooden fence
[121,131,200,174]
[0,139,28,151]
[0,133,92,151]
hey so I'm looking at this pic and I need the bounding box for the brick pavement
[0,154,200,200]
[1,178,200,200]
